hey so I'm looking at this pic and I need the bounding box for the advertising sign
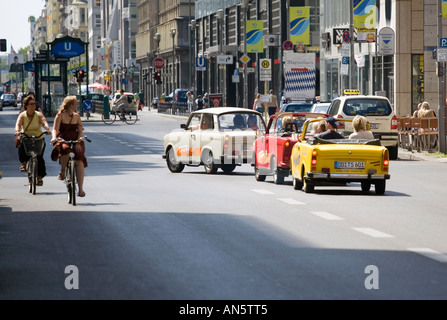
[290,7,310,45]
[246,20,264,53]
[353,0,376,40]
[8,54,24,72]
[283,51,316,100]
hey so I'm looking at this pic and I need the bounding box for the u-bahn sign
[50,35,86,58]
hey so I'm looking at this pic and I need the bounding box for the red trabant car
[252,112,329,184]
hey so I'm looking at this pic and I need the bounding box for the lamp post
[154,33,161,99]
[170,27,177,92]
[217,9,224,106]
[191,19,197,94]
[241,0,249,109]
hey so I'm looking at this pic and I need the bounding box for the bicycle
[54,136,91,206]
[20,131,50,194]
[101,110,138,125]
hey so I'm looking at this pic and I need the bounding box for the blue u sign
[52,40,85,58]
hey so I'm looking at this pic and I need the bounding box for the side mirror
[180,124,187,129]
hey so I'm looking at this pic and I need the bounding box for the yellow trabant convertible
[290,118,390,194]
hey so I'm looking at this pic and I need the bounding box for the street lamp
[170,27,177,91]
[190,19,197,93]
[241,0,249,108]
[154,33,161,56]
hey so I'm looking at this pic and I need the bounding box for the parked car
[310,102,331,114]
[0,93,17,110]
[279,102,314,113]
[253,112,329,184]
[326,94,399,160]
[163,107,266,174]
[110,91,138,115]
[290,118,390,194]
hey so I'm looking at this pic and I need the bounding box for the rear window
[343,99,392,116]
[283,104,313,113]
[218,112,265,131]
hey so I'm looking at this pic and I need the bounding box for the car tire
[388,145,398,160]
[303,178,314,193]
[166,147,185,173]
[361,181,371,193]
[292,177,303,190]
[254,155,266,181]
[203,150,218,174]
[221,164,236,173]
[375,180,386,195]
[271,156,284,184]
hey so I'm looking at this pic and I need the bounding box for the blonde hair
[57,96,78,115]
[256,93,261,99]
[418,101,435,118]
[352,115,368,132]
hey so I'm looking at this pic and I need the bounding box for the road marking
[407,248,447,264]
[352,227,394,238]
[310,211,344,220]
[252,189,275,195]
[277,198,305,205]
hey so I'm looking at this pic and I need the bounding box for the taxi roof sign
[343,89,360,95]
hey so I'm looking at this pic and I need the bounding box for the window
[95,0,101,7]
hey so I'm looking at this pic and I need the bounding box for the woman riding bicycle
[51,96,88,197]
[14,95,50,186]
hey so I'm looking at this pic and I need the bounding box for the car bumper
[220,155,250,164]
[307,172,390,181]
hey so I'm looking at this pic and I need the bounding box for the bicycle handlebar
[20,131,51,139]
[53,135,92,145]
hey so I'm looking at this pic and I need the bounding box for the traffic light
[78,69,85,82]
[154,71,162,84]
[0,39,6,52]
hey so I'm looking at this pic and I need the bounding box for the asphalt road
[1,107,447,302]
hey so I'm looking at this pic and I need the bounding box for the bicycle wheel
[70,162,77,206]
[27,158,37,194]
[66,164,72,204]
[124,113,138,125]
[32,158,38,195]
[102,112,116,125]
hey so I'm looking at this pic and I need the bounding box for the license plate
[370,123,379,129]
[334,161,365,169]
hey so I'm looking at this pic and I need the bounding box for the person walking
[15,95,51,186]
[267,89,278,117]
[203,93,209,108]
[51,96,88,197]
[187,91,194,112]
[196,95,204,110]
[253,93,264,114]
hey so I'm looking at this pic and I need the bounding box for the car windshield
[274,114,310,134]
[312,104,330,113]
[218,112,265,131]
[343,99,392,116]
[282,103,313,113]
[3,94,14,99]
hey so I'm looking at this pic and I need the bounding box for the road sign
[83,100,93,112]
[259,58,272,81]
[196,57,206,71]
[153,57,165,69]
[437,48,447,62]
[217,55,233,64]
[343,30,350,43]
[283,40,293,50]
[440,38,447,48]
[240,54,250,64]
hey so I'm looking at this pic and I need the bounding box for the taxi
[163,108,266,174]
[290,118,390,194]
[253,112,329,184]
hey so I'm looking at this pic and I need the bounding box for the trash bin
[103,95,110,118]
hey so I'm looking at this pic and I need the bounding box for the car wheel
[166,147,184,173]
[271,156,284,184]
[361,181,371,193]
[388,145,398,160]
[254,155,266,181]
[292,176,303,190]
[203,150,218,174]
[303,178,314,193]
[221,164,236,173]
[375,180,386,195]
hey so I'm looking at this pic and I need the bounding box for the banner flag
[246,20,264,53]
[443,0,447,17]
[290,7,310,45]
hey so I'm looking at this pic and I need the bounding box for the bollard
[103,95,110,119]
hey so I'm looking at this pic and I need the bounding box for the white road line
[277,198,305,205]
[407,248,447,264]
[252,189,275,195]
[352,227,394,238]
[310,211,344,220]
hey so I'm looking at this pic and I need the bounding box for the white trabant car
[163,107,266,174]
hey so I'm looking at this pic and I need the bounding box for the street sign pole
[438,0,446,153]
